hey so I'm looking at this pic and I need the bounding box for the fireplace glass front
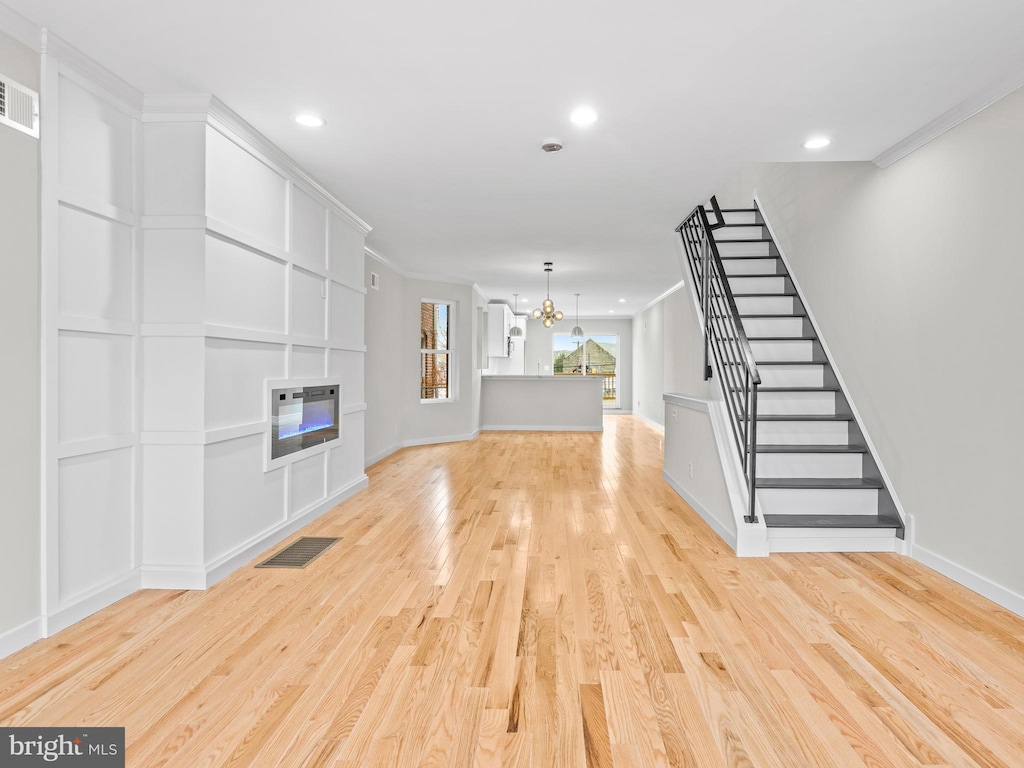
[271,384,340,460]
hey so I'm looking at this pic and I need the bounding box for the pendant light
[509,294,523,337]
[570,294,584,339]
[532,263,564,328]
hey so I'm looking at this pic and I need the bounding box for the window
[553,333,620,408]
[421,301,452,401]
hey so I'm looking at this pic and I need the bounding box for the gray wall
[716,85,1024,599]
[0,29,41,643]
[633,284,711,425]
[524,317,633,410]
[364,255,485,463]
[364,255,406,464]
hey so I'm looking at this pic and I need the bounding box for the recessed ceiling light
[803,136,830,149]
[570,106,598,127]
[618,298,626,303]
[608,309,615,314]
[295,114,326,128]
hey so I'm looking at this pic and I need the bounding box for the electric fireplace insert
[269,382,341,462]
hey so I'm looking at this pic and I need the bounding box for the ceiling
[7,0,1024,317]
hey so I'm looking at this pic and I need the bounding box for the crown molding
[143,93,372,236]
[364,245,403,274]
[365,246,486,299]
[632,279,687,317]
[41,29,143,111]
[873,70,1024,168]
[0,1,40,50]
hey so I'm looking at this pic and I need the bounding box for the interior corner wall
[401,278,480,445]
[716,85,1024,603]
[364,255,406,465]
[0,29,41,648]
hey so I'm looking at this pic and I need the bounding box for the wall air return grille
[0,75,39,139]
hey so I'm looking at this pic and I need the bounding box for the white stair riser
[758,488,879,516]
[735,296,796,315]
[749,342,811,364]
[742,317,804,337]
[751,340,814,362]
[717,241,772,257]
[757,419,848,444]
[758,391,836,415]
[723,258,779,276]
[757,452,862,479]
[718,211,758,225]
[718,226,764,240]
[758,365,824,388]
[728,277,786,294]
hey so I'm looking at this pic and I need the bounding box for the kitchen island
[480,375,604,431]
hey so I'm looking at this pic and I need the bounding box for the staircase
[678,201,903,551]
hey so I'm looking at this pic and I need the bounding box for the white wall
[0,29,41,652]
[364,254,406,465]
[634,281,734,546]
[40,52,144,633]
[523,317,633,409]
[140,108,370,589]
[715,85,1024,606]
[363,256,487,462]
[401,278,483,445]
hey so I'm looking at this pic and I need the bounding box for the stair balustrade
[676,197,760,523]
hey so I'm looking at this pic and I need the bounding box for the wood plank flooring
[3,415,1024,766]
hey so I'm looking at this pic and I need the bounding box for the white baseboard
[0,617,44,661]
[366,443,401,467]
[912,542,1024,620]
[204,474,369,588]
[139,474,370,591]
[663,468,737,551]
[480,424,602,432]
[632,412,665,432]
[403,431,481,448]
[45,571,142,636]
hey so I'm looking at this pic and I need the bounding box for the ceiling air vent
[0,75,39,139]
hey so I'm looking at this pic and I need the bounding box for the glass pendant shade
[570,294,584,339]
[509,294,523,336]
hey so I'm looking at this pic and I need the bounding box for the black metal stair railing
[676,197,760,523]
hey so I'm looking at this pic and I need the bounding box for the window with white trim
[420,301,453,401]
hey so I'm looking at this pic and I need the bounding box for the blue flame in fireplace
[279,415,335,440]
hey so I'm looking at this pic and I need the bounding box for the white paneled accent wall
[42,55,144,634]
[38,44,371,640]
[139,97,370,589]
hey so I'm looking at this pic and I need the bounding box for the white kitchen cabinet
[487,303,514,357]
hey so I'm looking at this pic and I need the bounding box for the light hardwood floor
[3,415,1024,767]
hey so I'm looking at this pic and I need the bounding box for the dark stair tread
[756,477,882,489]
[757,414,852,421]
[746,336,817,341]
[756,444,867,453]
[755,385,840,392]
[730,385,837,392]
[716,238,774,244]
[722,359,825,366]
[738,311,808,318]
[732,291,798,298]
[722,272,786,278]
[706,208,759,214]
[764,514,901,529]
[718,254,782,260]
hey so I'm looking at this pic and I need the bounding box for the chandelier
[532,262,564,328]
